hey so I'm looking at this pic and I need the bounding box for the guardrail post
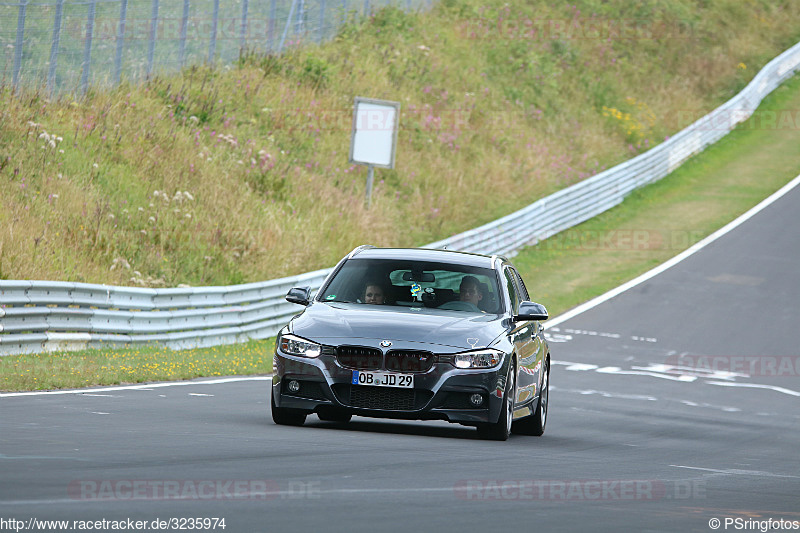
[267,0,277,52]
[80,0,97,95]
[114,0,128,85]
[47,0,64,95]
[278,0,299,53]
[12,0,28,90]
[179,0,189,67]
[208,0,219,64]
[147,0,159,78]
[296,0,305,37]
[240,0,249,50]
[318,0,326,43]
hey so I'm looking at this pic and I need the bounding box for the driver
[459,276,484,307]
[363,281,386,305]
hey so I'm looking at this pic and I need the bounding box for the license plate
[351,371,414,388]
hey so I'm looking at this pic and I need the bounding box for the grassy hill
[1,0,799,286]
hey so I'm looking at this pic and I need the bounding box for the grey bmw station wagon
[270,246,550,440]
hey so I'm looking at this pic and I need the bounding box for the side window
[511,269,530,302]
[504,269,520,314]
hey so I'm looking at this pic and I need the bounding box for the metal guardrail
[1,41,799,356]
[0,269,331,354]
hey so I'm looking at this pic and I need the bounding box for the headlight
[279,334,322,358]
[439,349,503,369]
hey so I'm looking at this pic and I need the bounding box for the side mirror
[514,301,548,321]
[286,287,311,306]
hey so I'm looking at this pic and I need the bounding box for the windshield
[319,258,502,314]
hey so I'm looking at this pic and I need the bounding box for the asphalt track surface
[1,180,799,532]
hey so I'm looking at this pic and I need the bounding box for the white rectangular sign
[349,97,400,169]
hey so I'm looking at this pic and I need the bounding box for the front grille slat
[351,386,416,410]
[331,385,433,411]
[336,346,382,370]
[385,350,434,373]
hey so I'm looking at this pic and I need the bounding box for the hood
[289,302,507,351]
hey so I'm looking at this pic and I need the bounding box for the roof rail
[348,245,376,259]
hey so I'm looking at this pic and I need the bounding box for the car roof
[349,247,501,268]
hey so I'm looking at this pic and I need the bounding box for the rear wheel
[512,359,548,436]
[271,390,307,426]
[477,365,515,441]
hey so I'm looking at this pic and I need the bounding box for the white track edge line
[546,173,800,329]
[0,376,272,398]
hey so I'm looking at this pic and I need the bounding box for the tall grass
[1,0,799,286]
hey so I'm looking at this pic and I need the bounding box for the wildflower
[93,163,99,169]
[48,140,56,149]
[110,257,131,271]
[183,191,194,201]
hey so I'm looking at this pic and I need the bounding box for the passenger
[363,281,386,305]
[459,276,484,307]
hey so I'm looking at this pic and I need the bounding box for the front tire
[512,359,548,436]
[271,390,307,426]
[477,364,515,441]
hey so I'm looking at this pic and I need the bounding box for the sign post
[349,97,400,208]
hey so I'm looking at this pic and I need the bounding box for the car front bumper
[272,352,508,425]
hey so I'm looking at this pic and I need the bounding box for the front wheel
[271,390,307,426]
[477,365,515,441]
[512,360,548,436]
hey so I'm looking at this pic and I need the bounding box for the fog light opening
[469,393,484,407]
[288,380,301,393]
